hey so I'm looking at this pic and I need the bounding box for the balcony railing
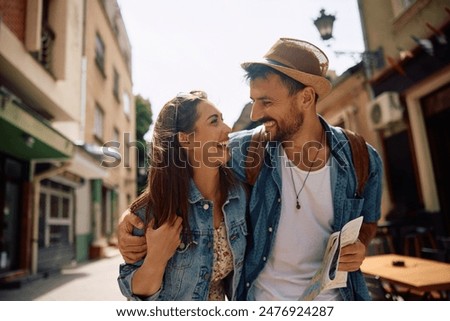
[32,24,55,73]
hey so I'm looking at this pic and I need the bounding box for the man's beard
[273,101,303,142]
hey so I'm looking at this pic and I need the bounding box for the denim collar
[187,175,241,204]
[318,115,351,168]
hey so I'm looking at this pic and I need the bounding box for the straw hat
[241,38,332,98]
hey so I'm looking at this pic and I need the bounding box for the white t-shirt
[253,149,342,301]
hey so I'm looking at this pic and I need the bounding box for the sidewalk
[0,248,126,301]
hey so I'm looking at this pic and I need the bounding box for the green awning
[0,93,74,161]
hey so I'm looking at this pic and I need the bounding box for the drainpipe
[80,0,87,143]
[80,57,87,141]
[31,161,71,274]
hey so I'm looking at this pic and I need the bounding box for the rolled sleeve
[117,261,160,301]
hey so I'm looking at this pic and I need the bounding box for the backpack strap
[245,126,268,186]
[342,128,370,197]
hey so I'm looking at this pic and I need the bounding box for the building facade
[319,0,450,238]
[0,0,135,285]
[360,0,449,235]
[73,0,136,260]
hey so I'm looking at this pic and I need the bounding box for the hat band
[265,59,295,69]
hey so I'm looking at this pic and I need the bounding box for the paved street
[0,249,126,301]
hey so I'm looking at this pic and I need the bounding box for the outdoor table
[361,254,450,297]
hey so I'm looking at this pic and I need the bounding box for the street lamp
[314,9,336,41]
[313,9,385,72]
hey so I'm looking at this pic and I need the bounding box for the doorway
[0,156,24,274]
[422,84,450,236]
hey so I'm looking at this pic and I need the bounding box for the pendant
[296,201,301,210]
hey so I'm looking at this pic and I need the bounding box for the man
[118,38,382,301]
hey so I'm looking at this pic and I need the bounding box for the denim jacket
[117,179,247,300]
[228,117,383,301]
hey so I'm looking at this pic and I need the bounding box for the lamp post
[314,9,336,41]
[313,9,384,73]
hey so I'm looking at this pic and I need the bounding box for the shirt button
[178,242,185,250]
[277,198,281,203]
[268,227,273,233]
[246,282,250,288]
[203,203,209,210]
[263,256,267,261]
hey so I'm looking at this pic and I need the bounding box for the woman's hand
[132,216,183,297]
[145,216,183,264]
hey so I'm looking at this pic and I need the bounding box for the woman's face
[184,100,231,168]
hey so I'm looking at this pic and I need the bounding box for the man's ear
[298,87,316,109]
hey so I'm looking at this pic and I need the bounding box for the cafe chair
[403,226,437,257]
[420,247,448,263]
[368,230,395,255]
[364,274,403,301]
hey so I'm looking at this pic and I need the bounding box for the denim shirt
[228,117,383,301]
[117,179,247,301]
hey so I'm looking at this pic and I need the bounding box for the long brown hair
[130,91,237,235]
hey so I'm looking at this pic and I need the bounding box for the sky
[116,0,365,131]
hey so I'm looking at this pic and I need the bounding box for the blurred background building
[318,0,450,244]
[0,0,136,285]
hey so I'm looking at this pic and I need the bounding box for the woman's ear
[178,132,190,148]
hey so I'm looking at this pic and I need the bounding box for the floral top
[208,221,234,300]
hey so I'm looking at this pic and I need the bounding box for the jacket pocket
[167,237,197,269]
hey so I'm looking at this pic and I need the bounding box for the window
[391,0,428,29]
[113,68,120,102]
[113,20,120,36]
[401,0,416,8]
[38,180,74,247]
[123,91,131,117]
[95,33,105,74]
[392,0,416,14]
[113,127,120,144]
[94,104,104,141]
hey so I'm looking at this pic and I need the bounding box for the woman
[117,91,247,301]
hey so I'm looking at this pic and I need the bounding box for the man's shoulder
[229,126,263,146]
[325,123,382,174]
